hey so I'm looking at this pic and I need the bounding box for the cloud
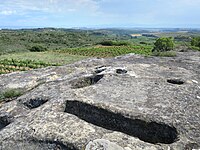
[0,0,101,14]
[0,10,16,15]
[0,0,199,27]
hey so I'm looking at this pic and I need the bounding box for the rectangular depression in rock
[64,100,178,144]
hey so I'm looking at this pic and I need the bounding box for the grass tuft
[152,51,177,57]
[0,89,23,102]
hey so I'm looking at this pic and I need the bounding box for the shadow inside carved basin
[70,75,104,89]
[95,67,106,74]
[23,98,48,109]
[167,79,184,85]
[4,140,77,150]
[0,116,11,131]
[65,100,178,144]
[116,69,127,74]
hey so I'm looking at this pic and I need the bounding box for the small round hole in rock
[0,116,12,131]
[116,69,127,74]
[167,79,184,85]
[70,75,104,89]
[23,98,48,109]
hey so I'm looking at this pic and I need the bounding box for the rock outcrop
[0,52,200,150]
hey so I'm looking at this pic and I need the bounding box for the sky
[0,0,200,28]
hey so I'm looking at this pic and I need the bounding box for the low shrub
[191,37,200,49]
[140,41,147,45]
[29,45,47,52]
[152,51,176,57]
[99,40,131,46]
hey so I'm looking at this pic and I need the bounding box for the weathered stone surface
[85,139,124,150]
[0,51,200,150]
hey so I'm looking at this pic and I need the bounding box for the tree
[152,37,174,52]
[191,37,200,48]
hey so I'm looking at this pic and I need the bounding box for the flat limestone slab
[0,52,200,150]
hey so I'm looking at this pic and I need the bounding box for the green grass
[152,51,177,57]
[189,46,200,51]
[128,36,156,45]
[0,44,179,76]
[0,59,61,74]
[0,51,88,65]
[0,89,23,102]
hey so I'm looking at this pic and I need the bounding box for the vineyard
[0,59,59,75]
[59,45,153,57]
[0,45,153,75]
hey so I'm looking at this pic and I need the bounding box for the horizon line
[1,26,200,30]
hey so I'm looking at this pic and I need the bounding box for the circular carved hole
[116,69,127,74]
[23,98,48,109]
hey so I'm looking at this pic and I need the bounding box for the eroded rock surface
[0,52,200,150]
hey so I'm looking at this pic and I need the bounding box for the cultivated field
[0,28,199,75]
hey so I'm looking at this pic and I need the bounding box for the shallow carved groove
[70,75,104,89]
[65,100,178,144]
[23,98,48,109]
[0,116,11,131]
[167,79,184,85]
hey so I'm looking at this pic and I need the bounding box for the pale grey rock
[0,51,200,150]
[85,139,124,150]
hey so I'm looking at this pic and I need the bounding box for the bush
[191,37,200,49]
[140,41,147,45]
[99,40,131,46]
[29,45,47,52]
[152,37,174,52]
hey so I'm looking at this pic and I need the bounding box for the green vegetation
[0,52,87,65]
[59,45,152,57]
[0,28,132,55]
[0,58,59,75]
[152,37,174,52]
[0,28,199,75]
[29,45,47,52]
[152,51,176,57]
[0,89,23,101]
[99,40,131,46]
[191,37,200,50]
